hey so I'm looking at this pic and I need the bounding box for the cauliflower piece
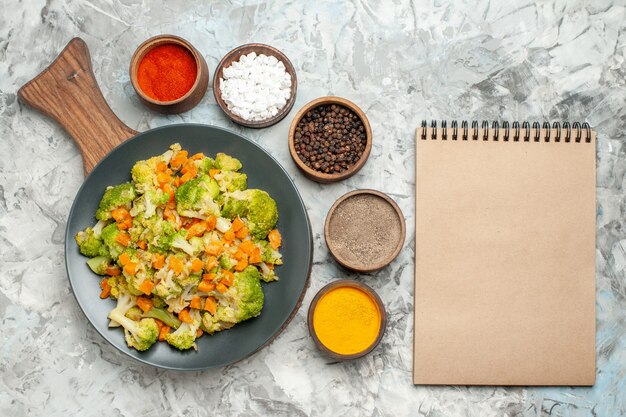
[213,171,247,193]
[170,230,204,256]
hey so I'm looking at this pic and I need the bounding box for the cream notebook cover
[413,121,596,386]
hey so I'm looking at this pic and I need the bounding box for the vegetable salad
[75,144,282,351]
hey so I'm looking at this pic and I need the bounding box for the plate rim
[64,123,313,371]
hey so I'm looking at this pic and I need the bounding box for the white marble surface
[1,0,625,415]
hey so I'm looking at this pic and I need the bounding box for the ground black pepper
[294,104,367,174]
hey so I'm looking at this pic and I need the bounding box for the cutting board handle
[18,38,138,175]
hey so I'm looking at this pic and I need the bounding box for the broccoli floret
[131,144,180,193]
[75,227,105,257]
[174,175,221,219]
[108,290,157,351]
[259,262,278,282]
[95,183,136,221]
[195,156,215,174]
[222,190,278,239]
[143,307,182,329]
[165,309,201,350]
[142,217,177,253]
[201,311,235,334]
[213,171,247,193]
[219,254,235,270]
[86,256,110,275]
[221,192,248,220]
[220,266,264,322]
[101,223,125,259]
[256,240,283,265]
[215,153,242,171]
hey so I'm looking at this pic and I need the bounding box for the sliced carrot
[117,220,130,231]
[205,216,217,231]
[224,230,235,242]
[116,233,131,247]
[137,296,154,312]
[138,280,154,295]
[206,242,223,256]
[158,325,171,341]
[118,252,131,266]
[166,199,176,210]
[216,283,228,294]
[196,328,204,338]
[136,240,147,250]
[156,172,171,185]
[239,240,255,255]
[163,208,177,223]
[99,278,111,299]
[231,217,245,232]
[202,272,217,282]
[180,171,195,183]
[249,247,262,264]
[162,183,175,202]
[191,258,204,272]
[187,222,207,239]
[123,261,137,275]
[233,250,244,261]
[111,208,130,222]
[170,150,188,169]
[156,161,168,172]
[190,152,205,161]
[152,254,165,269]
[180,162,194,174]
[268,229,282,249]
[235,226,248,240]
[173,176,182,187]
[204,256,218,271]
[209,169,220,178]
[189,296,202,310]
[106,265,121,276]
[198,280,215,293]
[178,308,192,323]
[169,257,184,274]
[155,319,164,332]
[204,296,217,315]
[234,259,248,272]
[221,270,234,286]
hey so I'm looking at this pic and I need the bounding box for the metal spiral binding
[419,120,592,143]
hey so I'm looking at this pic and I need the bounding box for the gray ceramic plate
[65,124,312,370]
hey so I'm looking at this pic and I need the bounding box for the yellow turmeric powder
[313,286,381,355]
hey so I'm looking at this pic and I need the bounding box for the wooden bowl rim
[130,34,207,106]
[307,279,387,361]
[288,96,372,183]
[324,189,406,272]
[212,43,298,128]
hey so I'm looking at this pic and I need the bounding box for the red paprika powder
[137,44,197,102]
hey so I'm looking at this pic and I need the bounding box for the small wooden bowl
[213,43,297,128]
[288,96,372,183]
[325,189,406,272]
[130,35,209,114]
[307,280,387,361]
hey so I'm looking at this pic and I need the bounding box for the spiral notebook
[413,121,596,386]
